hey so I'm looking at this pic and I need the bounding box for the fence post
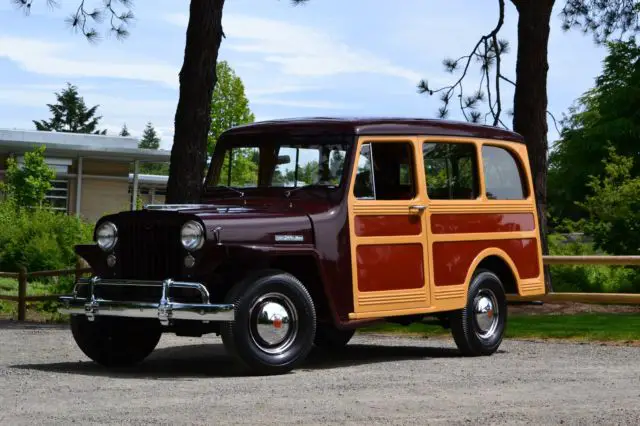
[18,266,27,321]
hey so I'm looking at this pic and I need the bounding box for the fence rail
[0,260,92,321]
[2,255,640,322]
[543,255,640,265]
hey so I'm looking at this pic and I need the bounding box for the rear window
[482,145,528,200]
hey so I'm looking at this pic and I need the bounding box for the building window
[45,180,69,212]
[423,142,479,200]
[482,145,528,200]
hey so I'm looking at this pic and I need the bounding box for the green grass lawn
[359,313,640,343]
[0,277,66,322]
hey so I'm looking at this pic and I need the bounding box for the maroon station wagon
[60,117,545,375]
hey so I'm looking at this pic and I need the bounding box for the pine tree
[136,122,168,176]
[138,122,161,150]
[33,83,106,135]
[119,124,131,137]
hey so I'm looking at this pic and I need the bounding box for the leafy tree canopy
[208,60,255,155]
[33,82,106,134]
[0,145,56,208]
[575,147,640,256]
[548,38,640,222]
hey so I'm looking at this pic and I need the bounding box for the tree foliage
[208,60,255,155]
[418,0,512,127]
[12,0,135,42]
[137,122,168,175]
[576,147,640,256]
[0,145,56,208]
[560,0,640,43]
[119,124,130,136]
[548,38,640,222]
[33,83,106,134]
[138,122,160,150]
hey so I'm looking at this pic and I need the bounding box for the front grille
[115,216,183,280]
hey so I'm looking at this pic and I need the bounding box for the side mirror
[277,155,291,165]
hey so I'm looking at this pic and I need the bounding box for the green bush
[548,233,640,293]
[0,200,93,273]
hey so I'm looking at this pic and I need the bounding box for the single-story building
[0,129,171,223]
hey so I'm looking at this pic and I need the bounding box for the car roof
[221,117,525,144]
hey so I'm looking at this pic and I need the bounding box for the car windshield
[205,135,351,191]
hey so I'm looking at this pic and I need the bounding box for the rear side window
[482,145,528,200]
[423,142,479,200]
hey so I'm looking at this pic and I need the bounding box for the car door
[347,136,431,320]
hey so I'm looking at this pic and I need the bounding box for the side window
[423,142,479,200]
[353,141,416,200]
[482,145,527,200]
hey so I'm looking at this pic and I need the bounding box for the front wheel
[70,316,162,367]
[450,269,507,356]
[220,270,316,375]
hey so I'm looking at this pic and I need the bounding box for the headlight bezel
[96,221,118,252]
[180,220,205,251]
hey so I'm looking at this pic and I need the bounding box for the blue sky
[0,0,607,150]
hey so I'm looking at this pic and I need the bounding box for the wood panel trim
[431,231,538,243]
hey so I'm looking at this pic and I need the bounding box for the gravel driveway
[1,321,640,425]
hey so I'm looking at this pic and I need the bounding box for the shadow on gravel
[10,341,469,378]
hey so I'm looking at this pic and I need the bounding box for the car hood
[143,203,314,246]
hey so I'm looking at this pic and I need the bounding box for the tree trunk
[166,0,226,204]
[511,0,555,292]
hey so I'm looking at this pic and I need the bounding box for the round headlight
[181,220,205,251]
[96,221,118,252]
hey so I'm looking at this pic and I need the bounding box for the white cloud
[250,98,359,109]
[0,37,179,88]
[165,13,422,83]
[245,84,324,97]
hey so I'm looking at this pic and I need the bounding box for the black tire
[450,269,507,356]
[70,316,162,367]
[314,324,355,350]
[220,269,316,375]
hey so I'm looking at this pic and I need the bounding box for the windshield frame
[203,132,356,195]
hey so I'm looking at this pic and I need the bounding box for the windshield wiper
[211,185,245,198]
[285,183,335,198]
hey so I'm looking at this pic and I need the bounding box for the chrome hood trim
[144,204,220,211]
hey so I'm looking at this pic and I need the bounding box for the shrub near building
[0,146,94,281]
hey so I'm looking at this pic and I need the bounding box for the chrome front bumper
[58,277,235,325]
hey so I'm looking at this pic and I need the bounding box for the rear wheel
[70,316,162,367]
[220,269,316,375]
[450,269,507,356]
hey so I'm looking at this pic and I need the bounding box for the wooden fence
[0,259,92,321]
[1,255,640,321]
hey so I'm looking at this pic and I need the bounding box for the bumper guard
[58,277,235,325]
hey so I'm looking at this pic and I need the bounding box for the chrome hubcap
[249,293,298,354]
[473,289,499,339]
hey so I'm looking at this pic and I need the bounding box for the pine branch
[417,0,509,127]
[560,0,640,44]
[14,0,134,43]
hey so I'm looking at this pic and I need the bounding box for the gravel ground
[1,322,640,425]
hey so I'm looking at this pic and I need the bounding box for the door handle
[409,205,426,212]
